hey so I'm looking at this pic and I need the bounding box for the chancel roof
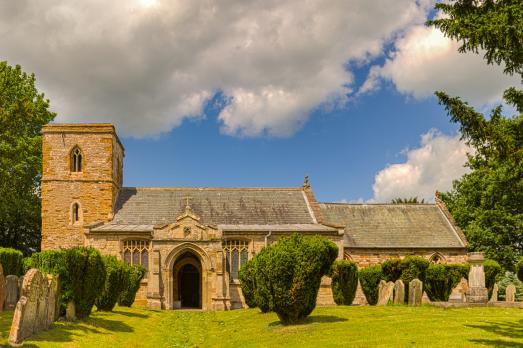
[319,203,467,249]
[111,187,317,226]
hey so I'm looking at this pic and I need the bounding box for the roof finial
[183,195,192,212]
[303,175,310,189]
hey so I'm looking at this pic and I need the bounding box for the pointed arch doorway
[173,252,202,309]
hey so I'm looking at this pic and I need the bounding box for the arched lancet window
[71,202,81,224]
[123,240,151,275]
[71,146,83,172]
[430,253,445,264]
[222,240,249,281]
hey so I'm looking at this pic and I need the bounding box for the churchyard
[0,305,522,347]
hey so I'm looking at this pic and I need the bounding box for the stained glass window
[222,240,249,282]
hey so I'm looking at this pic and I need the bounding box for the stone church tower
[41,124,124,250]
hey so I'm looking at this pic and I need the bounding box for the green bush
[399,256,430,302]
[64,247,106,318]
[119,264,146,307]
[95,256,128,311]
[497,271,523,301]
[358,265,382,305]
[330,260,358,305]
[252,234,338,324]
[0,247,24,276]
[484,259,502,297]
[424,264,468,301]
[238,258,257,308]
[517,257,523,282]
[381,258,402,282]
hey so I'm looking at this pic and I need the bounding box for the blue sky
[2,1,519,202]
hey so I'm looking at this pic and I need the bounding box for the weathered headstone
[5,275,19,310]
[352,280,368,306]
[377,280,394,305]
[66,301,76,321]
[393,280,405,304]
[46,275,60,325]
[505,284,516,303]
[421,291,431,304]
[490,283,498,302]
[0,264,5,311]
[449,278,468,303]
[408,279,422,305]
[465,252,488,303]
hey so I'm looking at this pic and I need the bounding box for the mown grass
[0,305,522,347]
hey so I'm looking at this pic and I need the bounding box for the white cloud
[0,0,433,137]
[360,24,521,106]
[372,129,471,202]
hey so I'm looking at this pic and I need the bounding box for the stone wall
[8,269,60,346]
[345,248,468,268]
[41,124,123,250]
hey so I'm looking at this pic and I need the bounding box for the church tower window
[223,240,249,281]
[123,240,150,274]
[71,146,83,172]
[71,202,81,224]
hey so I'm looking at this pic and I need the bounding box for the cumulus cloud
[372,130,471,202]
[359,24,521,106]
[0,0,433,137]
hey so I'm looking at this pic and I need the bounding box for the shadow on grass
[466,319,523,347]
[268,315,347,327]
[110,310,150,319]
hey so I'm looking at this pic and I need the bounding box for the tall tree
[428,1,523,270]
[391,197,425,204]
[0,62,56,254]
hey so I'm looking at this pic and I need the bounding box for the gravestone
[505,284,516,303]
[5,275,19,310]
[393,280,405,304]
[465,252,488,303]
[377,281,394,305]
[0,264,5,311]
[421,291,431,304]
[449,278,468,303]
[490,283,498,302]
[352,280,368,306]
[66,301,76,321]
[408,279,423,306]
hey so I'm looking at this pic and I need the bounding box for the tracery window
[223,240,249,281]
[123,240,150,275]
[430,253,444,264]
[71,146,83,172]
[71,202,81,224]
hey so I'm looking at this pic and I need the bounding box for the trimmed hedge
[381,258,402,282]
[358,265,382,305]
[517,257,523,282]
[95,256,128,311]
[424,264,468,301]
[119,264,146,307]
[238,258,257,308]
[399,256,430,302]
[331,260,358,305]
[252,234,338,324]
[484,259,502,297]
[0,247,24,276]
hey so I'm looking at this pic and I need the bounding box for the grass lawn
[1,305,522,347]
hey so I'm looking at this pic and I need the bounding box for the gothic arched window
[71,146,83,172]
[123,240,150,274]
[430,253,445,264]
[71,202,81,224]
[223,240,249,281]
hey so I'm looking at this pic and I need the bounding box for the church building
[40,123,468,310]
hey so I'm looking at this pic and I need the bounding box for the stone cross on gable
[183,195,193,213]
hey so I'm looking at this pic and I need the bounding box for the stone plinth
[465,252,488,303]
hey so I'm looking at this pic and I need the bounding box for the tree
[427,1,523,270]
[0,62,56,254]
[391,197,425,204]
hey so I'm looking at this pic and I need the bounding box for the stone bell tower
[41,124,124,250]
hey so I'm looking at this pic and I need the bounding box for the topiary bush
[381,258,402,282]
[118,264,146,307]
[424,264,468,301]
[0,247,24,276]
[399,256,430,302]
[330,260,358,305]
[483,259,502,297]
[358,265,382,305]
[238,258,257,308]
[252,234,338,324]
[517,257,523,282]
[64,247,106,318]
[95,256,128,311]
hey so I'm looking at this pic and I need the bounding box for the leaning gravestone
[505,284,516,303]
[377,281,394,305]
[353,280,368,306]
[490,283,498,302]
[421,291,431,304]
[408,279,423,306]
[5,275,19,310]
[393,280,405,304]
[465,252,488,303]
[0,264,5,311]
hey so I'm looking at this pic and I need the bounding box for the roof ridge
[320,202,436,206]
[121,186,304,191]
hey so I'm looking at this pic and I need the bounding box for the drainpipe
[264,231,272,247]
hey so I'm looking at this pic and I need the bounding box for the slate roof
[319,203,466,248]
[110,187,316,225]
